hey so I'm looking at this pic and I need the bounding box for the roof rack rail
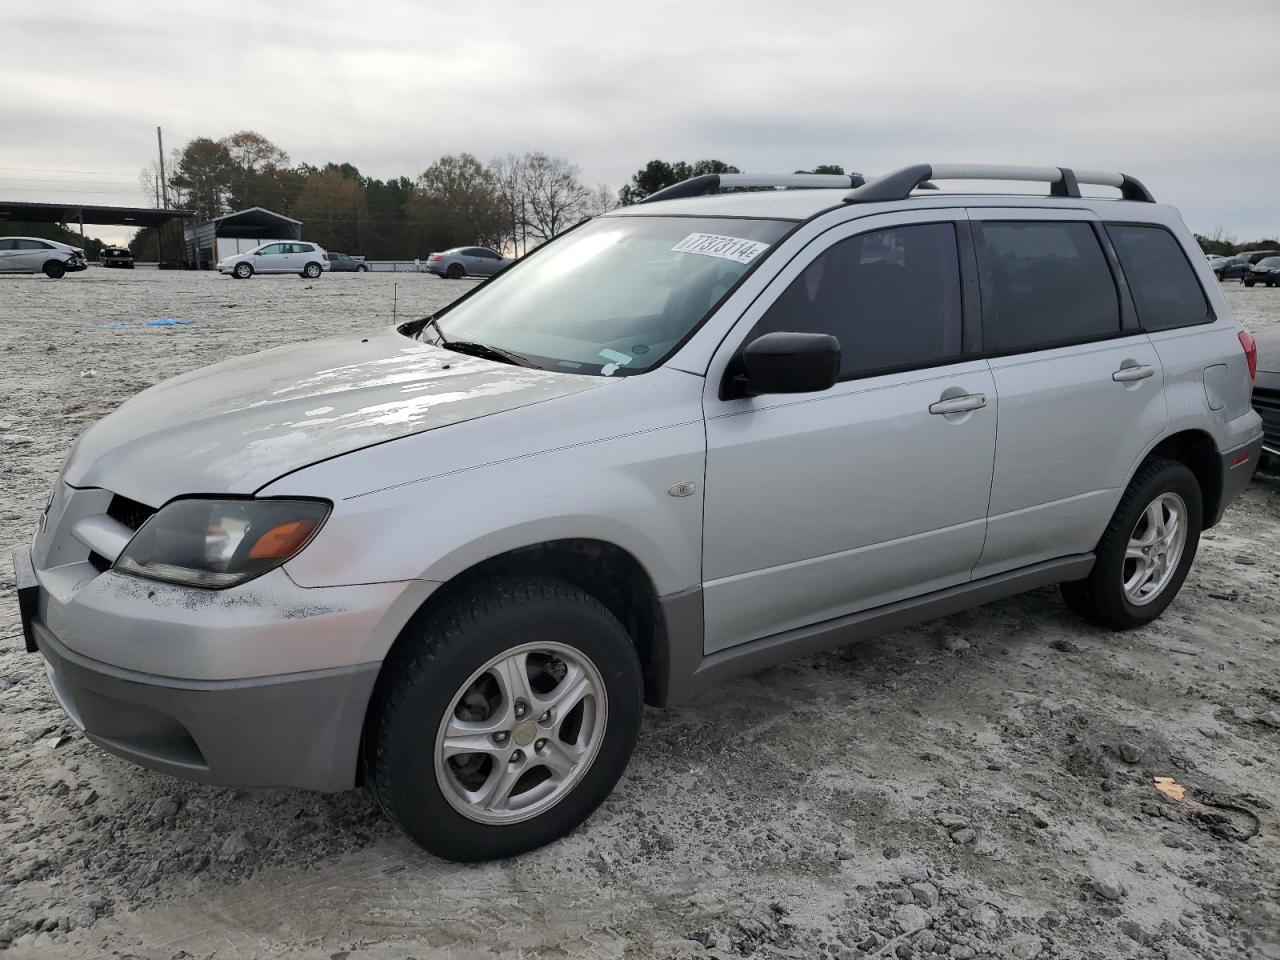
[641,172,867,204]
[843,164,1155,204]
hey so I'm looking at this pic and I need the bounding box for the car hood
[64,327,603,506]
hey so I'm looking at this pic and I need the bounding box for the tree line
[129,130,861,260]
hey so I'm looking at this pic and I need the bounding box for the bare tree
[520,152,590,244]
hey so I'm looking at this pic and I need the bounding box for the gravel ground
[1,269,1279,960]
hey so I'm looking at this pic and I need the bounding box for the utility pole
[156,126,169,209]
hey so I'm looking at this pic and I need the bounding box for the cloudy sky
[2,0,1277,242]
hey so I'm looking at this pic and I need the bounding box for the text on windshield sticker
[671,233,770,264]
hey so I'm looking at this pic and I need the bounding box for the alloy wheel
[433,641,607,825]
[1122,492,1188,606]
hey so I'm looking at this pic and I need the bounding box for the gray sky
[2,0,1277,244]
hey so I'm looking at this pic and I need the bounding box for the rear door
[970,210,1167,579]
[0,239,18,271]
[701,210,997,652]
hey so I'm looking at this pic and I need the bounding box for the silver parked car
[15,164,1265,862]
[0,236,88,278]
[426,245,512,278]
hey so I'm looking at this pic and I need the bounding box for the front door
[255,242,287,272]
[968,211,1168,578]
[701,211,997,653]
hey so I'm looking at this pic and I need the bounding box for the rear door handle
[929,394,987,415]
[1112,364,1154,383]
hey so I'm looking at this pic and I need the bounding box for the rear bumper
[1213,433,1264,524]
[31,610,378,792]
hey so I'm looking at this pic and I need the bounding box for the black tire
[43,260,66,279]
[1061,457,1202,630]
[367,577,643,862]
[1244,279,1255,287]
[356,264,368,272]
[233,262,253,279]
[1214,270,1224,281]
[302,262,322,279]
[446,262,465,279]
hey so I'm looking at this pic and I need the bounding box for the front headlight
[115,498,330,588]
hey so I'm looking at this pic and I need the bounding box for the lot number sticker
[671,233,769,264]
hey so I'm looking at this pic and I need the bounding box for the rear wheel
[43,260,66,279]
[446,262,465,279]
[356,264,368,272]
[302,262,322,279]
[233,262,253,279]
[367,577,642,861]
[1061,458,1201,630]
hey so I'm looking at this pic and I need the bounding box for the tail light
[322,253,330,261]
[1239,330,1257,381]
[428,254,442,261]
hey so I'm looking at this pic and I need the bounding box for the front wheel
[43,260,66,279]
[367,578,642,861]
[1061,457,1202,630]
[356,264,368,272]
[302,262,322,278]
[1244,279,1255,287]
[233,262,253,279]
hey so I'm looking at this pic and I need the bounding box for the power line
[0,165,139,177]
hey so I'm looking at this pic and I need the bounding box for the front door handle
[929,394,987,415]
[1112,364,1154,383]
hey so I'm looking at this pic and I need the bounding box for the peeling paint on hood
[63,327,603,505]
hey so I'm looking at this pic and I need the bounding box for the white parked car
[0,236,88,278]
[217,241,330,279]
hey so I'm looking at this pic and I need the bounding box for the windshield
[421,215,792,375]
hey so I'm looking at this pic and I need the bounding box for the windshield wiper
[442,339,539,369]
[422,316,538,369]
[424,316,448,343]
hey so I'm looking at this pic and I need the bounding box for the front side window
[426,216,791,375]
[975,221,1120,352]
[1107,225,1210,331]
[749,222,964,378]
[258,243,284,255]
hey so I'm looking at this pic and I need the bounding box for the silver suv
[14,164,1265,861]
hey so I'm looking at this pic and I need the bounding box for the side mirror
[727,331,841,398]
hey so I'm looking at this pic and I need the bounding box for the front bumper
[13,541,412,792]
[34,619,378,791]
[64,261,88,273]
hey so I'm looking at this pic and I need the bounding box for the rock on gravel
[894,904,929,934]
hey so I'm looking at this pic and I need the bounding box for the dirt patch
[2,271,1279,958]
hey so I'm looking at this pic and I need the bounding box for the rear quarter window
[1106,225,1211,331]
[975,221,1120,352]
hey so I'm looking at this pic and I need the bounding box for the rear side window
[975,221,1120,352]
[751,222,964,379]
[1107,225,1211,331]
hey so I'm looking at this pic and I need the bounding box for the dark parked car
[1218,250,1278,281]
[328,252,369,273]
[1255,329,1280,470]
[99,246,134,269]
[1243,256,1280,288]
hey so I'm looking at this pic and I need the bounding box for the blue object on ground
[145,318,197,327]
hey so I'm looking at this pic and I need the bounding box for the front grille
[106,494,157,532]
[1254,386,1280,449]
